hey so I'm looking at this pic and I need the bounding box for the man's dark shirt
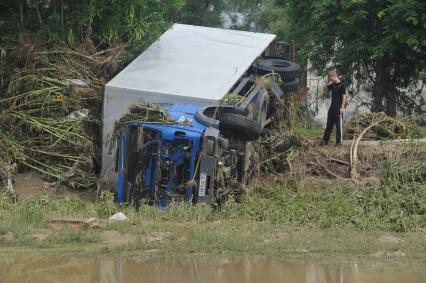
[327,81,346,110]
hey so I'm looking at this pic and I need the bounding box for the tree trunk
[385,61,398,117]
[35,3,43,27]
[385,89,397,117]
[371,57,385,112]
[372,54,395,115]
[61,0,64,28]
[19,0,25,26]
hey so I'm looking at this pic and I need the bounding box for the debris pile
[251,81,300,176]
[110,103,175,147]
[0,34,125,189]
[345,112,420,140]
[251,132,298,175]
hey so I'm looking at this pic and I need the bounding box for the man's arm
[340,94,346,114]
[340,84,347,113]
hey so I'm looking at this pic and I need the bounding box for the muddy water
[0,256,425,283]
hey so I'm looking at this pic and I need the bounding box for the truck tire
[195,106,246,129]
[219,113,262,141]
[280,78,299,93]
[253,57,301,81]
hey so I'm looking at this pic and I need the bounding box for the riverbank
[0,216,425,265]
[1,227,425,264]
[1,141,425,264]
[0,185,424,262]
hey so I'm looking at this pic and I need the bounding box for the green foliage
[219,0,289,35]
[27,193,57,210]
[0,0,185,47]
[228,182,425,232]
[60,195,88,215]
[137,161,425,232]
[282,0,426,115]
[0,190,19,210]
[244,0,290,38]
[16,206,46,226]
[215,159,426,232]
[384,160,426,185]
[178,0,224,27]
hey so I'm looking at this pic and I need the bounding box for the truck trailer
[102,24,300,206]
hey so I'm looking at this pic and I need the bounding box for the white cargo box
[102,24,276,178]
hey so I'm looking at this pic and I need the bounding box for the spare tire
[280,78,299,93]
[254,57,300,81]
[219,113,262,141]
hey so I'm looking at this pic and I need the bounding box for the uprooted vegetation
[250,99,425,184]
[109,103,177,151]
[0,34,126,189]
[292,139,425,181]
[344,112,421,140]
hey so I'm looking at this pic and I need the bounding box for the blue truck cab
[117,104,220,207]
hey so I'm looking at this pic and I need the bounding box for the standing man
[322,70,346,146]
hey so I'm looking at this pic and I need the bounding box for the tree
[178,0,224,27]
[282,0,426,116]
[247,0,290,37]
[0,0,186,47]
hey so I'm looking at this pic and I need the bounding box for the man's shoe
[320,140,329,146]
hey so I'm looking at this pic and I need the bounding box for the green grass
[0,157,425,263]
[293,127,324,139]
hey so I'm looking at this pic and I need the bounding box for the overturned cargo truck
[102,24,300,207]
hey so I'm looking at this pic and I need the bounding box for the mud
[9,172,97,202]
[0,256,424,283]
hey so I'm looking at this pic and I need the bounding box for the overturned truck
[102,24,300,207]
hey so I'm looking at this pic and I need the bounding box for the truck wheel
[280,78,299,93]
[219,113,262,141]
[254,57,300,81]
[195,106,247,129]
